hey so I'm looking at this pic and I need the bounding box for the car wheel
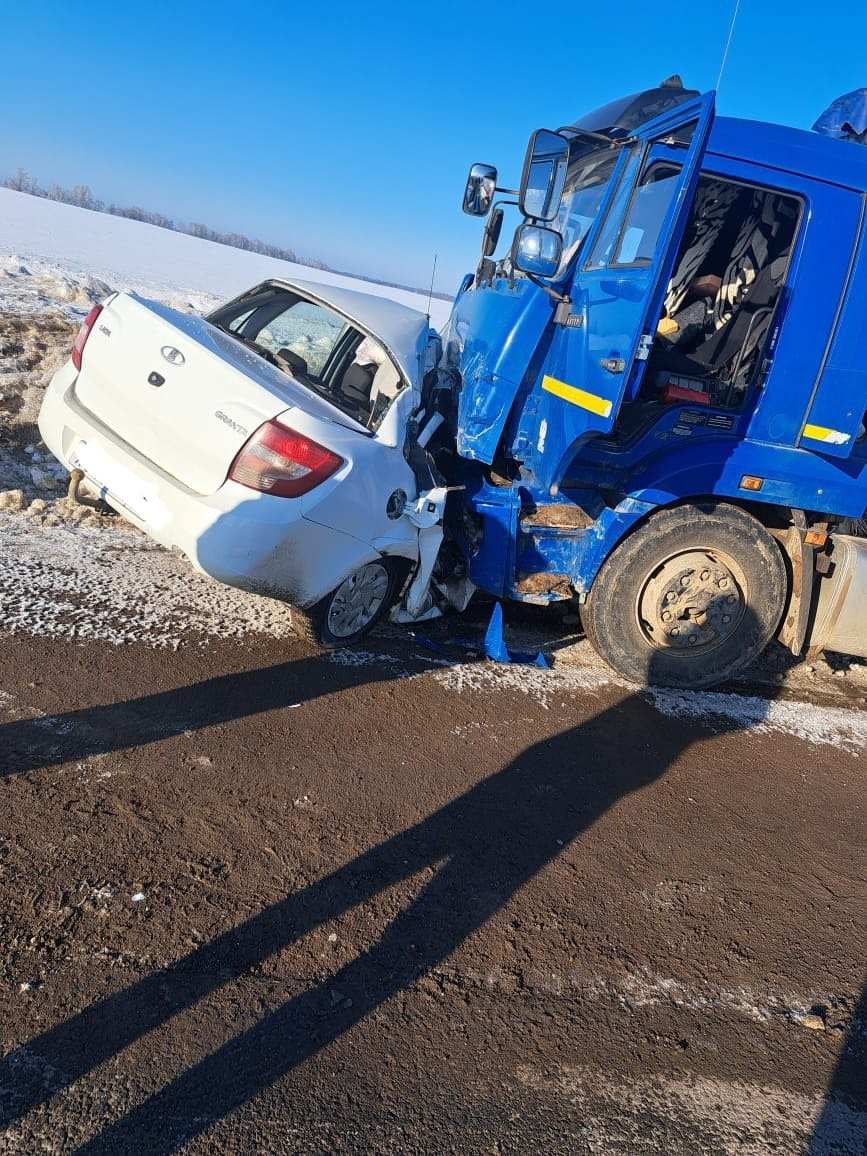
[291,558,401,647]
[582,502,787,689]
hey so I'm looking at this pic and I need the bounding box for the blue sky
[2,1,865,292]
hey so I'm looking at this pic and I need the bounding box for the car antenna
[715,0,741,93]
[425,253,438,323]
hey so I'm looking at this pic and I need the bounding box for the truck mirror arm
[523,271,570,304]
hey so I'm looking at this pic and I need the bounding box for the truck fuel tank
[808,533,867,659]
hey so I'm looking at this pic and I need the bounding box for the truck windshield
[553,144,620,272]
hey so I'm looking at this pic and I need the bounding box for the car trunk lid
[72,292,370,494]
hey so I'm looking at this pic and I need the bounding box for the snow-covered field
[0,188,453,328]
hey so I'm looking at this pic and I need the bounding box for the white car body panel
[38,280,435,609]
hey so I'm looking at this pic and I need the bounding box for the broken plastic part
[483,603,549,667]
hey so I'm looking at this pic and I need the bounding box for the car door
[526,93,716,490]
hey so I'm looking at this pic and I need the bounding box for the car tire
[290,557,403,648]
[582,502,787,689]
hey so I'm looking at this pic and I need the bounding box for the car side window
[254,299,349,377]
[227,307,254,333]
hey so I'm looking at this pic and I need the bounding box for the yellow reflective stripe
[542,375,613,418]
[802,423,850,445]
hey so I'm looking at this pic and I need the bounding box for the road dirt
[0,624,864,1154]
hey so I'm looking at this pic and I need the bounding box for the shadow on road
[0,648,420,777]
[0,621,800,1152]
[808,979,867,1154]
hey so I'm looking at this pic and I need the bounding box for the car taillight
[71,304,103,370]
[228,420,343,498]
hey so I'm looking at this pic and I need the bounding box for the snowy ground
[0,188,453,329]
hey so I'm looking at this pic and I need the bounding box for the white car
[38,278,443,644]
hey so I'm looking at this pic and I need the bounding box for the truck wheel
[583,503,786,689]
[290,558,401,648]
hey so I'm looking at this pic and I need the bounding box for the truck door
[797,199,867,460]
[526,94,715,491]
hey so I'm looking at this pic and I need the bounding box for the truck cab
[441,80,867,686]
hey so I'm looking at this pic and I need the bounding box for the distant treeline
[2,168,451,300]
[2,167,326,267]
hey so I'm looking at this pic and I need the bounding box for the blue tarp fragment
[407,631,449,655]
[813,90,867,143]
[483,602,550,668]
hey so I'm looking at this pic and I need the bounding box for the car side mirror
[519,129,569,221]
[512,223,563,279]
[463,163,497,216]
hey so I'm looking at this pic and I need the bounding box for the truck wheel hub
[637,549,746,653]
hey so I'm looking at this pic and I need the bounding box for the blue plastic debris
[813,90,867,143]
[407,630,448,655]
[483,602,549,668]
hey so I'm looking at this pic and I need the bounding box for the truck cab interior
[646,174,801,409]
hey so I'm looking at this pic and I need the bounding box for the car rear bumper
[38,362,383,608]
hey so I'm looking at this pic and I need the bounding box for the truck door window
[612,164,682,266]
[585,146,643,270]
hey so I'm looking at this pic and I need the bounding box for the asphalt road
[0,622,864,1154]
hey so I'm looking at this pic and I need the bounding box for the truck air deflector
[798,195,867,459]
[524,92,716,492]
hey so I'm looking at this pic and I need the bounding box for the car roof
[708,115,867,192]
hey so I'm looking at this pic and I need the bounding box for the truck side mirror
[519,129,569,221]
[463,163,498,216]
[483,206,504,257]
[512,222,563,279]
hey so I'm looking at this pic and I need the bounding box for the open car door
[526,92,715,491]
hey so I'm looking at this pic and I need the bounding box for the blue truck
[426,78,867,687]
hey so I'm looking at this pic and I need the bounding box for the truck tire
[582,502,787,689]
[290,557,402,648]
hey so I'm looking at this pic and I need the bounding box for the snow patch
[0,512,298,648]
[434,658,622,708]
[514,1063,867,1156]
[650,686,867,753]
